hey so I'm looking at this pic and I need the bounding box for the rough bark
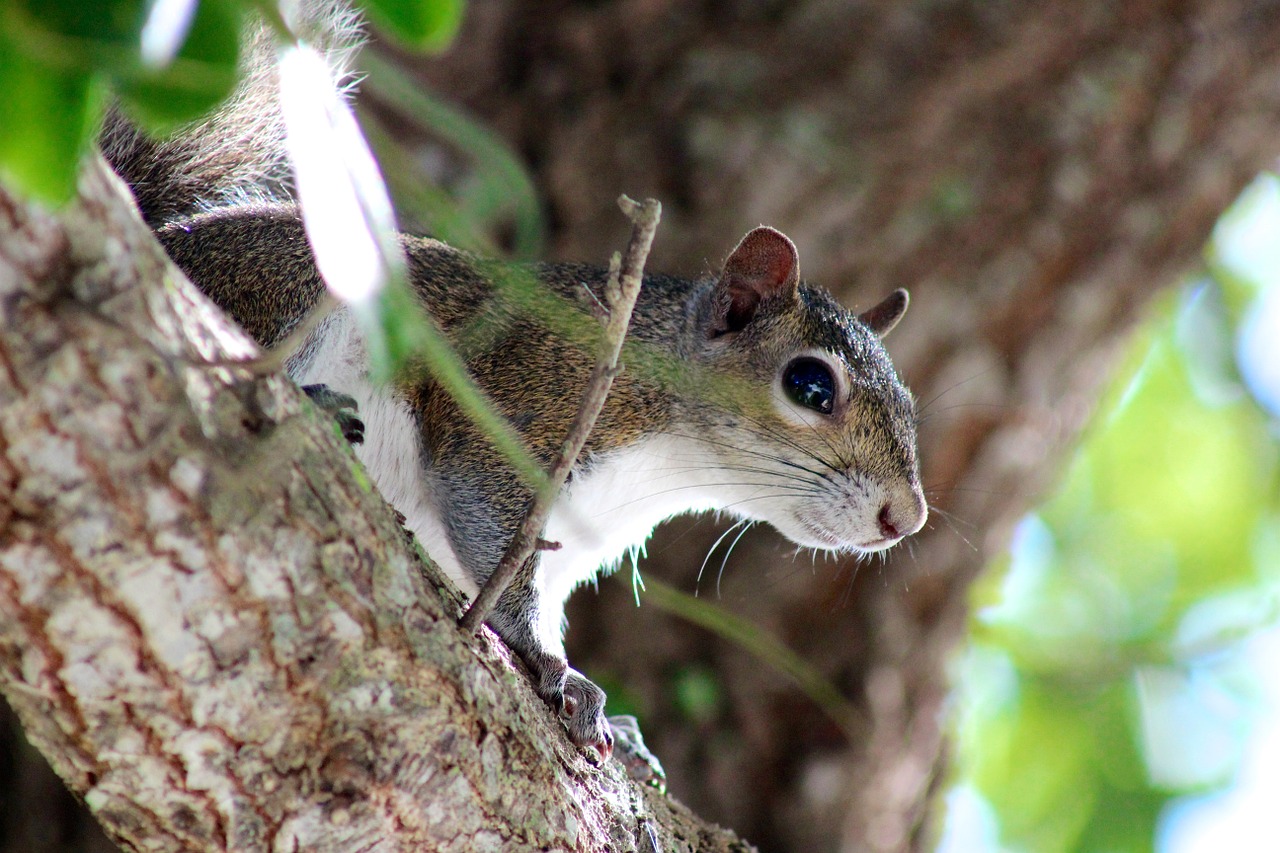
[7,2,1280,851]
[383,1,1280,851]
[0,164,751,852]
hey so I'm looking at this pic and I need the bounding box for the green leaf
[0,36,99,203]
[11,0,144,47]
[359,282,547,490]
[360,50,546,259]
[117,0,242,129]
[0,0,243,166]
[359,0,464,51]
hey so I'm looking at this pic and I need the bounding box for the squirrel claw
[586,736,613,764]
[334,411,365,445]
[560,668,613,762]
[301,384,365,445]
[553,672,665,781]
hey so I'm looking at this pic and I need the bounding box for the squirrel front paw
[301,384,365,445]
[526,656,614,763]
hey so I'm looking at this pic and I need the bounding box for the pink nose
[878,504,900,540]
[877,491,927,541]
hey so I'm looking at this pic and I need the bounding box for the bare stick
[460,195,662,633]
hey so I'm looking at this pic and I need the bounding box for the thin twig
[460,195,662,633]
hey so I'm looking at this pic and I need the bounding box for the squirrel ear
[858,289,909,338]
[711,226,800,335]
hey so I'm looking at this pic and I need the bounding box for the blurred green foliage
[359,50,546,259]
[948,175,1280,853]
[0,0,240,201]
[0,0,464,205]
[361,0,462,51]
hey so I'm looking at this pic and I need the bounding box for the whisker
[646,456,832,489]
[686,421,833,473]
[839,557,863,607]
[720,412,847,479]
[594,480,825,516]
[922,504,979,553]
[923,482,1021,501]
[696,518,751,594]
[603,445,841,494]
[913,368,999,419]
[716,492,828,514]
[774,399,850,469]
[667,429,838,483]
[716,520,757,599]
[925,503,976,531]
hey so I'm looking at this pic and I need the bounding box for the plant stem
[460,196,662,632]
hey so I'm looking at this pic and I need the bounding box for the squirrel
[100,4,927,782]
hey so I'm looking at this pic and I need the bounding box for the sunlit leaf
[118,0,242,129]
[359,0,464,51]
[0,36,100,203]
[140,0,199,67]
[279,42,400,307]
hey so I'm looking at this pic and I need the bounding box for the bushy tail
[101,2,360,227]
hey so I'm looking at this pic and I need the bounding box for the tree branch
[461,195,661,632]
[0,165,745,852]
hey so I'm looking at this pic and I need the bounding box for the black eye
[782,357,836,414]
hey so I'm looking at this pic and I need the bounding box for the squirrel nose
[878,492,928,541]
[877,504,901,540]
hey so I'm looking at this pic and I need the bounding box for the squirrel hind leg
[607,714,666,787]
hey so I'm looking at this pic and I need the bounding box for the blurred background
[4,2,1280,852]
[938,175,1280,853]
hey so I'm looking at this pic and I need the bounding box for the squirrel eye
[782,357,836,415]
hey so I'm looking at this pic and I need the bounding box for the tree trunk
[392,1,1280,850]
[6,2,1280,851]
[0,164,750,852]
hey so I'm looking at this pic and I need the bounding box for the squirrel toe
[301,383,364,445]
[561,669,613,762]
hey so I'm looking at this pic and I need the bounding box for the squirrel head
[679,226,926,553]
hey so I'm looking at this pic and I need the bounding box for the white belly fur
[287,308,475,596]
[536,435,724,651]
[289,309,729,651]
